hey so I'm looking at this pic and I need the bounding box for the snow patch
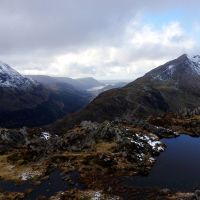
[153,64,175,81]
[20,172,32,181]
[41,132,51,140]
[149,157,155,163]
[187,55,200,75]
[91,191,101,200]
[137,153,145,161]
[20,171,41,181]
[131,140,144,147]
[148,140,161,148]
[168,65,174,70]
[136,134,164,152]
[187,55,200,64]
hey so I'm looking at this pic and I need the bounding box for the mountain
[28,75,104,91]
[0,61,36,89]
[51,54,200,131]
[0,62,91,128]
[26,75,88,93]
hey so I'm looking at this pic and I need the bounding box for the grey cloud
[0,0,199,78]
[0,0,135,55]
[0,0,198,54]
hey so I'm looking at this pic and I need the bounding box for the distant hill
[28,75,129,98]
[28,75,104,91]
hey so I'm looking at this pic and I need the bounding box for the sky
[0,0,200,80]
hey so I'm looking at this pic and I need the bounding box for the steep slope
[0,62,35,89]
[52,54,200,131]
[0,62,91,128]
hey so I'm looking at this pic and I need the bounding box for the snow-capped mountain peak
[186,54,200,75]
[187,54,200,63]
[0,61,37,89]
[146,54,200,81]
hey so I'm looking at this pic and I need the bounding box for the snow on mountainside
[146,54,200,81]
[0,61,37,89]
[187,55,200,75]
[151,64,176,81]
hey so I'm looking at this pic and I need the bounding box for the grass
[0,154,46,182]
[95,142,117,153]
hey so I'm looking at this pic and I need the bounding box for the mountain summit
[52,54,200,131]
[144,54,200,82]
[0,61,36,89]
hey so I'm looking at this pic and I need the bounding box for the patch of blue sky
[141,9,200,43]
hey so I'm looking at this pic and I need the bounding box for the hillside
[0,62,91,128]
[51,54,200,131]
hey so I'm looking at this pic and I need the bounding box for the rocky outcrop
[0,121,164,175]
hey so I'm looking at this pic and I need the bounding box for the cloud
[0,0,199,79]
[31,21,195,80]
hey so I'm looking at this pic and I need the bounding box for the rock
[159,188,171,195]
[95,154,116,167]
[195,190,200,199]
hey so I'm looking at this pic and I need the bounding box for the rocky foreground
[0,115,200,199]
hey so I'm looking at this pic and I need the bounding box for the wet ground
[0,170,86,200]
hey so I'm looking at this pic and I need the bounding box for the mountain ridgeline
[27,75,104,91]
[52,54,200,131]
[0,62,91,128]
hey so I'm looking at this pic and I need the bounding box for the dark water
[119,135,200,191]
[0,170,86,200]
